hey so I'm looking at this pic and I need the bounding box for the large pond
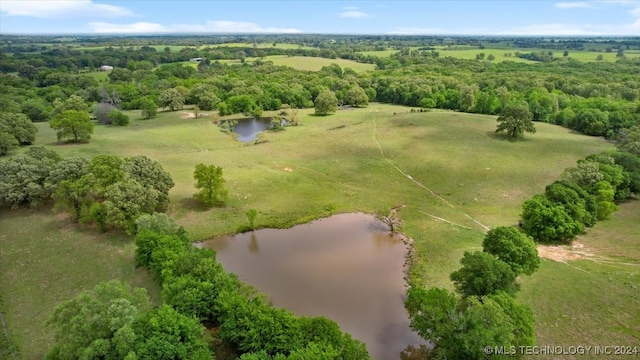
[196,213,424,360]
[232,117,273,142]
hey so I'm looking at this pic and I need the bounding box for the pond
[196,213,424,360]
[232,117,273,142]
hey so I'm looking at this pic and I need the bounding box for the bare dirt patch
[181,112,196,119]
[537,241,597,263]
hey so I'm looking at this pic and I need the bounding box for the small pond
[232,117,273,142]
[196,213,424,360]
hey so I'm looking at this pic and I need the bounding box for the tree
[404,286,533,359]
[93,102,116,124]
[0,146,61,208]
[135,213,184,236]
[140,97,158,119]
[544,180,597,227]
[52,94,88,116]
[617,126,640,156]
[246,208,258,230]
[482,226,539,276]
[450,251,516,297]
[103,179,160,235]
[0,131,18,156]
[108,109,129,126]
[345,86,369,107]
[487,54,496,61]
[49,110,94,142]
[314,90,338,115]
[46,280,151,360]
[0,112,37,145]
[158,88,184,111]
[124,155,174,211]
[193,163,228,206]
[521,195,582,243]
[52,175,95,222]
[131,304,211,360]
[495,101,536,138]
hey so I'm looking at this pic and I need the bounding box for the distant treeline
[1,35,639,141]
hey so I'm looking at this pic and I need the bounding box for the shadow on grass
[178,197,215,212]
[486,131,533,142]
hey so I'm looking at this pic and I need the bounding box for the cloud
[89,22,167,33]
[88,20,301,34]
[631,6,640,15]
[555,2,595,8]
[0,0,133,18]
[388,27,446,35]
[338,11,369,18]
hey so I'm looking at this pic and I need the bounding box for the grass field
[2,104,634,359]
[253,55,375,72]
[358,46,639,63]
[519,199,640,359]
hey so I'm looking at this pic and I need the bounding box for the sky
[0,0,639,36]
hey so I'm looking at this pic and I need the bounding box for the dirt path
[369,109,490,233]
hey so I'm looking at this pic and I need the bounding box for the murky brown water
[197,213,424,360]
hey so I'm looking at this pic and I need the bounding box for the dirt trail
[370,109,490,233]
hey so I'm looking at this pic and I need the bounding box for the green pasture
[358,46,639,63]
[207,42,311,50]
[254,55,375,72]
[519,199,640,358]
[2,104,633,359]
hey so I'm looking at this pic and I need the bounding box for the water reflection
[197,213,424,360]
[233,117,272,142]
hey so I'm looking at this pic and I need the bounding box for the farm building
[189,57,204,62]
[99,65,113,71]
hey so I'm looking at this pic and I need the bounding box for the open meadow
[2,104,638,359]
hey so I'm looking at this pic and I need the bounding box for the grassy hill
[2,104,634,359]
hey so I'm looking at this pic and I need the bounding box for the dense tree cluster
[2,35,638,142]
[46,280,211,360]
[0,149,174,234]
[521,151,639,243]
[406,226,539,359]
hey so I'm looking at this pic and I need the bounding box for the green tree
[135,213,184,236]
[52,175,96,222]
[0,131,18,156]
[483,226,539,276]
[46,280,150,360]
[544,180,597,227]
[0,112,37,145]
[131,304,211,360]
[617,126,640,156]
[158,88,184,111]
[345,86,369,107]
[246,208,258,230]
[139,97,158,119]
[103,179,160,235]
[193,163,228,206]
[49,110,94,142]
[314,90,339,115]
[124,155,174,211]
[521,195,582,243]
[405,286,532,359]
[450,251,516,297]
[52,94,88,116]
[0,146,61,208]
[108,109,130,126]
[495,101,536,138]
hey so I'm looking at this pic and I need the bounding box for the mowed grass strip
[3,104,619,357]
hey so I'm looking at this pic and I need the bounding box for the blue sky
[1,0,639,35]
